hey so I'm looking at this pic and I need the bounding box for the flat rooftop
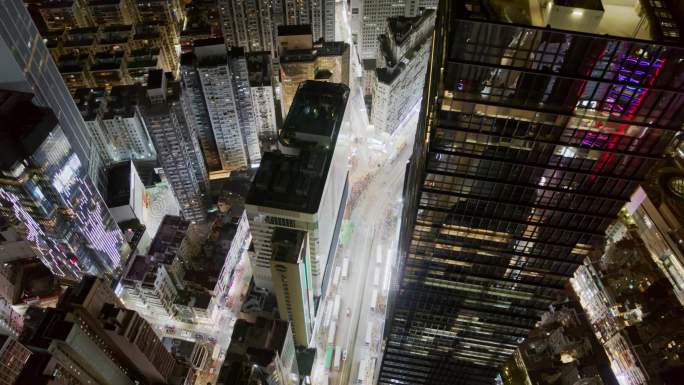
[467,0,655,41]
[281,81,348,146]
[246,81,349,214]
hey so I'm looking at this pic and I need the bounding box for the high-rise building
[25,0,95,32]
[370,10,435,134]
[379,1,684,384]
[73,86,157,167]
[277,25,350,117]
[217,316,298,385]
[270,228,315,347]
[246,81,350,299]
[354,0,437,60]
[27,0,184,87]
[0,91,127,280]
[179,53,223,173]
[17,275,187,385]
[181,0,223,53]
[218,0,275,53]
[217,0,334,55]
[119,205,252,334]
[357,0,410,60]
[181,39,261,172]
[0,0,102,183]
[282,0,334,43]
[247,52,278,141]
[625,156,684,306]
[139,70,208,223]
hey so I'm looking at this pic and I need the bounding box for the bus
[373,268,380,287]
[370,289,378,312]
[333,346,342,369]
[376,246,383,265]
[332,295,341,321]
[369,358,377,383]
[364,325,372,345]
[341,258,349,280]
[323,300,333,328]
[328,321,337,346]
[332,266,341,288]
[324,346,334,370]
[357,359,367,383]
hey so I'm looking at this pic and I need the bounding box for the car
[342,349,348,361]
[346,307,351,317]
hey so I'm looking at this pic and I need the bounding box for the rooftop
[73,87,106,121]
[103,85,141,119]
[464,0,656,41]
[281,81,348,146]
[271,228,306,264]
[228,317,290,357]
[246,81,348,213]
[148,215,189,259]
[387,10,435,46]
[246,52,272,87]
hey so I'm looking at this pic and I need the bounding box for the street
[307,2,421,384]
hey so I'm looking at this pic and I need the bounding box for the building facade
[218,0,275,53]
[270,229,315,347]
[183,40,261,172]
[247,52,278,140]
[277,25,350,117]
[246,81,350,299]
[0,91,127,280]
[0,0,102,184]
[378,0,684,384]
[625,157,684,306]
[139,70,208,223]
[370,10,435,134]
[179,53,223,173]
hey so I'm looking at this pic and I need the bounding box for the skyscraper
[17,276,186,385]
[181,39,261,172]
[277,25,350,118]
[356,0,411,60]
[379,1,684,384]
[281,0,334,43]
[371,10,435,134]
[270,228,315,347]
[139,70,208,223]
[0,91,127,280]
[218,0,275,53]
[247,52,278,141]
[0,0,102,184]
[246,81,350,299]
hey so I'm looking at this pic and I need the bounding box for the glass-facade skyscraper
[0,0,102,184]
[379,1,684,384]
[0,91,127,280]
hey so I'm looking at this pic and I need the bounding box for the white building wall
[358,0,408,60]
[102,115,157,163]
[251,85,278,138]
[371,40,431,133]
[199,64,249,171]
[229,55,262,167]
